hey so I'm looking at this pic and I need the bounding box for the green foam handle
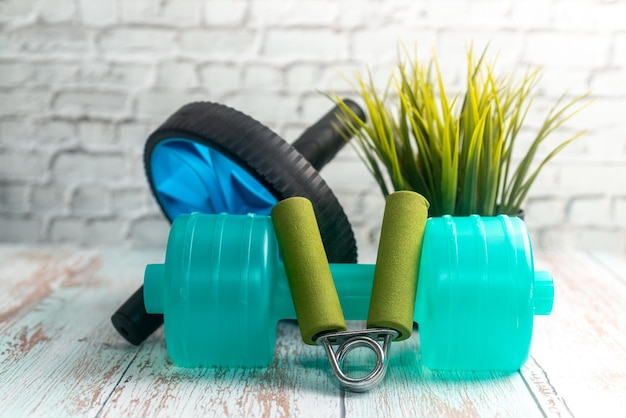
[367,191,429,340]
[271,197,347,345]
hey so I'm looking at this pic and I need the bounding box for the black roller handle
[292,99,365,171]
[111,99,365,345]
[111,287,163,345]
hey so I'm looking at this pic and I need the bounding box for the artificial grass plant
[330,48,590,217]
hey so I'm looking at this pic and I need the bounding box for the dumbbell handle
[145,260,375,321]
[145,258,554,328]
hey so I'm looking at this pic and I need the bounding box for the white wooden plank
[590,251,626,284]
[3,247,623,417]
[99,320,343,417]
[342,325,544,418]
[527,252,626,418]
[0,247,99,331]
[0,247,161,417]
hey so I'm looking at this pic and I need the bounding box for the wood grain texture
[527,252,626,418]
[99,323,343,418]
[0,247,160,417]
[0,246,624,417]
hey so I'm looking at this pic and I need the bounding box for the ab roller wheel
[144,200,553,372]
[144,101,362,263]
[112,100,366,345]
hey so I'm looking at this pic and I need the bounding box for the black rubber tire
[111,101,358,346]
[144,101,357,263]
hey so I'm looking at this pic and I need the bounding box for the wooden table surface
[0,245,624,417]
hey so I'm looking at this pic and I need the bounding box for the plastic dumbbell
[144,207,554,371]
[111,100,366,346]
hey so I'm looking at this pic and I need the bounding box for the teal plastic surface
[144,212,553,370]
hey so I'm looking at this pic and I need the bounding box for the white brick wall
[0,0,625,257]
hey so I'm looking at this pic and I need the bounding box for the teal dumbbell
[144,201,553,371]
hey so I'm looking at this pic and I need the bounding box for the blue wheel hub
[150,138,278,220]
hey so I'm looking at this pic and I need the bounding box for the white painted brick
[79,0,117,26]
[33,61,78,85]
[204,0,248,26]
[12,26,93,53]
[52,152,127,184]
[436,31,525,76]
[77,121,116,150]
[552,1,626,32]
[320,62,365,93]
[458,2,516,30]
[99,28,176,53]
[521,165,561,197]
[52,90,129,118]
[225,91,299,126]
[534,68,591,100]
[551,1,598,31]
[39,0,77,23]
[615,198,626,227]
[249,0,337,27]
[611,34,626,67]
[50,217,84,243]
[567,196,611,226]
[242,65,283,90]
[264,29,348,61]
[559,164,626,194]
[35,120,77,148]
[121,0,202,27]
[116,121,153,156]
[508,1,554,30]
[0,0,39,21]
[351,28,437,62]
[0,150,49,181]
[335,0,385,29]
[78,61,153,88]
[0,32,18,55]
[83,219,124,245]
[0,90,50,115]
[0,61,35,87]
[338,1,427,29]
[0,117,34,147]
[179,29,257,56]
[32,185,69,213]
[111,188,146,216]
[126,156,152,187]
[301,93,336,124]
[199,64,241,95]
[129,215,170,247]
[582,129,626,159]
[71,185,110,216]
[0,216,41,243]
[524,198,566,228]
[0,184,29,212]
[286,64,323,93]
[156,61,198,88]
[143,189,163,215]
[1,0,626,251]
[590,70,626,97]
[524,32,611,69]
[562,97,622,132]
[109,62,154,87]
[135,91,209,119]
